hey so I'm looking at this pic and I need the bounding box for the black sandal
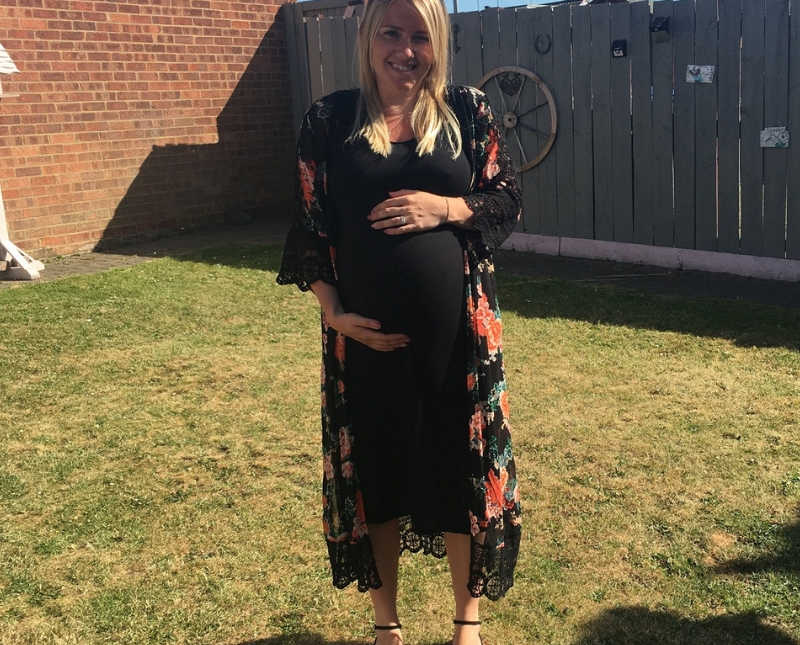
[453,619,483,645]
[373,622,402,645]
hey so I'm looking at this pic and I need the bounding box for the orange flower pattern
[277,86,522,600]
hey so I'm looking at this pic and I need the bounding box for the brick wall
[0,0,295,258]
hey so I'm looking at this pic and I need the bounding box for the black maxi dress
[327,122,474,534]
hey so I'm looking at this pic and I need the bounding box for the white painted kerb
[501,233,800,282]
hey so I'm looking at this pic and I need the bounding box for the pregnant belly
[336,226,465,334]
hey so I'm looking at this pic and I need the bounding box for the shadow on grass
[174,244,800,351]
[496,273,800,351]
[572,607,799,645]
[235,638,450,645]
[714,517,800,575]
[234,636,364,645]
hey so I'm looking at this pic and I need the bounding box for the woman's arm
[310,279,410,352]
[367,88,520,246]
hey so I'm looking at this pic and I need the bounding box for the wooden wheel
[477,66,557,173]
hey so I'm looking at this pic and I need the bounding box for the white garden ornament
[0,43,44,280]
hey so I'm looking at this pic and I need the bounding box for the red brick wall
[0,0,295,258]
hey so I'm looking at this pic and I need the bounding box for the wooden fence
[285,0,800,261]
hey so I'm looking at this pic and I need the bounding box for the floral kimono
[277,85,522,600]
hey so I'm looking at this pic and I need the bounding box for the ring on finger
[399,215,406,226]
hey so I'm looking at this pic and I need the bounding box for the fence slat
[483,9,501,76]
[531,7,558,235]
[344,15,359,88]
[516,8,539,233]
[763,0,790,258]
[610,2,633,243]
[631,0,653,245]
[717,0,741,253]
[789,0,800,259]
[694,0,718,252]
[740,0,766,255]
[285,3,311,136]
[652,0,675,246]
[496,8,521,175]
[552,3,575,238]
[572,4,594,239]
[508,9,542,233]
[306,17,325,102]
[330,17,349,92]
[451,11,482,87]
[591,4,613,241]
[672,0,695,249]
[319,18,336,96]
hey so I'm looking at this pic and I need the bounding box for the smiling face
[368,0,434,104]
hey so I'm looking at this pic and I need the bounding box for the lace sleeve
[461,89,522,252]
[276,102,337,292]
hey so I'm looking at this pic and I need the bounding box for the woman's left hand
[368,189,447,234]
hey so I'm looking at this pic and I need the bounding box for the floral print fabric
[277,85,522,600]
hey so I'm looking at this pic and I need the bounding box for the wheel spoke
[518,121,545,136]
[517,101,549,120]
[513,129,528,166]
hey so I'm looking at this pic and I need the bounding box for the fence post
[284,2,312,138]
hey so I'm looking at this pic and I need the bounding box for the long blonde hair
[348,0,462,159]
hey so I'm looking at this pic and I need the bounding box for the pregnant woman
[277,0,522,642]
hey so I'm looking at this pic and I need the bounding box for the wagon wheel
[477,66,557,173]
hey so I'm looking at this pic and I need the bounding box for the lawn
[1,244,798,645]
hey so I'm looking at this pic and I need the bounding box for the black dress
[277,85,522,599]
[327,126,474,534]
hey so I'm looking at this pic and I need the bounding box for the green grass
[0,244,798,645]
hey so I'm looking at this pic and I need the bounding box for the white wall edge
[501,233,800,283]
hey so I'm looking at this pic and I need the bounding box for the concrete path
[2,220,798,309]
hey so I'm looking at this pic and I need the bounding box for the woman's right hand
[327,310,410,352]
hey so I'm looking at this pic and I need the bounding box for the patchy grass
[0,245,798,645]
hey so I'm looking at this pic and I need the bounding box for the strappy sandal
[373,622,402,645]
[453,619,483,645]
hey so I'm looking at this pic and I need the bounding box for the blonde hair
[348,0,462,159]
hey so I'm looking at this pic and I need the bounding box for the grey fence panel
[673,0,695,250]
[763,0,790,258]
[717,0,741,253]
[591,4,613,241]
[287,0,799,264]
[552,3,575,238]
[531,6,558,236]
[631,0,653,245]
[693,0,717,251]
[572,4,594,239]
[790,0,800,259]
[451,12,482,87]
[344,15,359,88]
[307,17,325,102]
[651,0,674,246]
[740,0,766,255]
[610,2,633,243]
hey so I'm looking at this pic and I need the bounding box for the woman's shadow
[572,607,798,645]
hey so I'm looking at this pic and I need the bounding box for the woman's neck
[377,84,418,118]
